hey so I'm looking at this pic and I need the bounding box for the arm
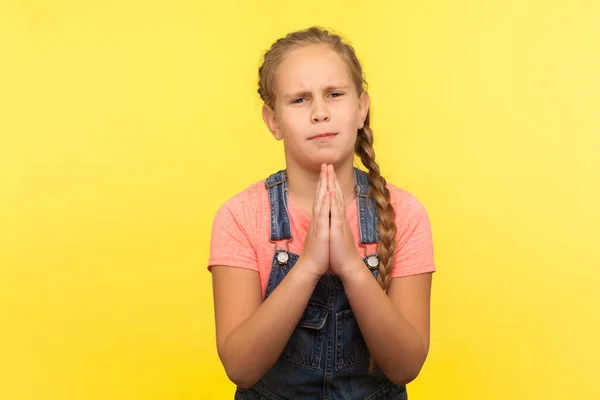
[212,165,331,388]
[327,167,434,384]
[212,262,320,388]
[341,269,432,385]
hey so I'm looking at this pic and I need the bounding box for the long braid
[355,113,397,293]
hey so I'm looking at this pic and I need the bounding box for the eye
[291,98,306,104]
[329,92,343,98]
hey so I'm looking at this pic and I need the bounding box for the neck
[285,156,357,209]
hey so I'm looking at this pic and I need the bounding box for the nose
[311,101,330,123]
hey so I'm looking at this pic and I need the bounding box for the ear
[357,91,371,129]
[262,104,283,140]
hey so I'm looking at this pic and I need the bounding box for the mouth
[309,132,338,141]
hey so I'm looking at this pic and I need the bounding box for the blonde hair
[258,26,397,370]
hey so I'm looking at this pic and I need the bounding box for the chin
[309,153,353,169]
[310,153,338,166]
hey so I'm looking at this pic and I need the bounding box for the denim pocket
[335,309,369,371]
[280,302,328,370]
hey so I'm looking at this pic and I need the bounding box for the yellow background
[1,0,599,399]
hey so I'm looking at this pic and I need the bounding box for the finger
[313,164,322,205]
[314,163,322,194]
[318,181,331,238]
[328,164,338,210]
[330,191,343,234]
[331,169,350,235]
[327,164,334,193]
[332,168,345,209]
[313,164,327,219]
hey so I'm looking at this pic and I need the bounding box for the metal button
[367,255,379,269]
[277,251,289,264]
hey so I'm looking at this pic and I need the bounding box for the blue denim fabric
[235,168,407,400]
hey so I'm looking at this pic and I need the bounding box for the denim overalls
[235,168,407,400]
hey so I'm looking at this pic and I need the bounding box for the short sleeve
[390,192,436,278]
[207,199,258,273]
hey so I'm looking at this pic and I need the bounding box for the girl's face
[263,43,370,171]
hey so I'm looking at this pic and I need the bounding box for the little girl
[208,26,436,400]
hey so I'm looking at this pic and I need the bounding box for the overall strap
[354,167,380,245]
[265,170,292,241]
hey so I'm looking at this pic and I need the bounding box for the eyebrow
[282,84,352,101]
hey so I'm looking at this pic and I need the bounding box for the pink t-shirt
[208,179,436,297]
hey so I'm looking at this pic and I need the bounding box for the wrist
[338,257,372,286]
[290,259,323,285]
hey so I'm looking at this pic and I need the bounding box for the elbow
[218,339,268,389]
[389,367,421,386]
[387,357,427,386]
[218,344,260,389]
[388,345,429,386]
[224,364,259,389]
[229,377,256,390]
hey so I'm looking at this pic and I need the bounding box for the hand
[297,164,331,280]
[327,165,363,278]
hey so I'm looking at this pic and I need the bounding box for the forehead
[275,44,352,91]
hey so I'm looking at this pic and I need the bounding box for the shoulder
[217,180,267,216]
[385,182,436,276]
[385,181,433,244]
[386,182,429,220]
[208,180,268,272]
[209,179,271,257]
[212,179,269,235]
